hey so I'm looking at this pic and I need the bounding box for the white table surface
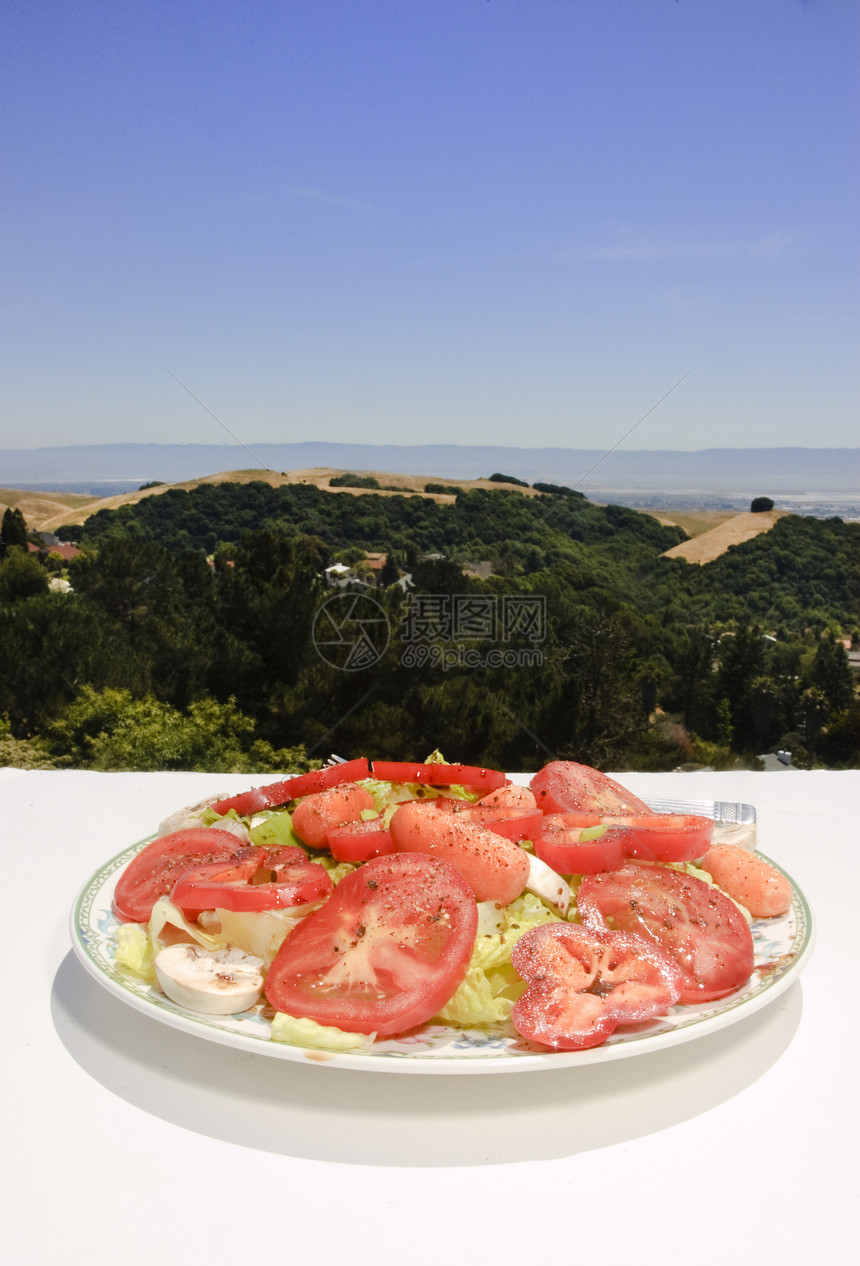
[3,767,857,1264]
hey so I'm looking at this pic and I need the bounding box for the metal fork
[646,798,756,825]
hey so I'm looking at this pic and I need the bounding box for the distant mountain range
[1,442,858,496]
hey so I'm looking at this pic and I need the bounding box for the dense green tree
[379,549,400,587]
[0,716,57,768]
[818,702,860,768]
[550,605,645,767]
[69,539,219,704]
[714,625,767,750]
[662,625,717,734]
[766,639,805,734]
[806,632,855,716]
[43,686,314,772]
[0,593,138,735]
[747,675,782,749]
[714,697,734,749]
[0,548,49,602]
[0,507,28,553]
[209,530,330,719]
[797,686,831,766]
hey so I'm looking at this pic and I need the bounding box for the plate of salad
[70,757,814,1074]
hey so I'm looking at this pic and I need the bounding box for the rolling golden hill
[2,468,541,535]
[3,469,782,561]
[660,509,785,564]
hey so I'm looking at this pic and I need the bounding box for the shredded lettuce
[247,809,304,850]
[434,892,563,1027]
[313,856,358,884]
[434,966,518,1026]
[270,1012,376,1053]
[200,805,244,829]
[195,803,267,847]
[356,776,477,817]
[114,923,157,982]
[147,897,223,957]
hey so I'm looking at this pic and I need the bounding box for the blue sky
[2,0,858,453]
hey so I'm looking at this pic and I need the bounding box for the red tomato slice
[530,761,652,816]
[536,810,713,864]
[327,819,398,862]
[265,852,478,1036]
[290,783,376,850]
[431,800,544,842]
[540,811,612,831]
[478,784,537,810]
[370,761,507,792]
[577,863,755,1004]
[112,828,255,923]
[533,826,627,875]
[388,800,531,905]
[170,845,333,913]
[210,758,371,817]
[511,923,683,1050]
[607,813,714,863]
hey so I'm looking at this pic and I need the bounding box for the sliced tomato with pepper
[370,761,507,793]
[511,922,683,1050]
[265,852,478,1036]
[577,863,755,1004]
[533,825,628,875]
[539,811,613,832]
[170,845,333,914]
[537,810,713,864]
[210,758,371,817]
[112,828,256,923]
[478,784,537,811]
[431,800,544,842]
[326,818,398,862]
[291,783,376,850]
[388,799,531,905]
[607,813,714,863]
[530,761,653,816]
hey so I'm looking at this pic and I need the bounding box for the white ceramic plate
[70,808,814,1075]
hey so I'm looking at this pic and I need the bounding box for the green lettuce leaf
[435,891,564,1027]
[247,809,304,850]
[270,1012,376,1052]
[114,923,157,982]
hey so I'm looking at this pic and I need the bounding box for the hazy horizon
[2,439,857,501]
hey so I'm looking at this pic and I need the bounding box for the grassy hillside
[0,486,98,528]
[23,468,542,534]
[9,469,773,552]
[662,510,786,564]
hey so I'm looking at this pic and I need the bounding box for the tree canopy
[2,480,856,771]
